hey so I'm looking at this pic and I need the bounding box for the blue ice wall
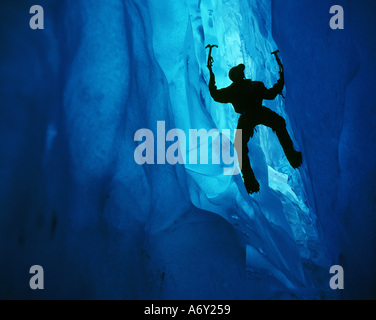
[0,0,375,299]
[273,0,376,299]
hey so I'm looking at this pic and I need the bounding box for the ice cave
[0,0,375,299]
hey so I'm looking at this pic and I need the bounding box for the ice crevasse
[0,0,375,299]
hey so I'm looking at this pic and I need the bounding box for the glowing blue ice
[1,0,375,299]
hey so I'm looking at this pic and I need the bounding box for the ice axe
[271,50,283,73]
[206,44,218,69]
[271,49,285,98]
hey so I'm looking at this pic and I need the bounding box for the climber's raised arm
[208,66,233,104]
[263,70,284,100]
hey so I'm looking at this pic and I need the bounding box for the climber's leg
[260,108,302,168]
[235,116,260,193]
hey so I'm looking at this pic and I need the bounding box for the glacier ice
[0,0,375,299]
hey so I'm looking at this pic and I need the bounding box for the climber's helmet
[229,64,245,82]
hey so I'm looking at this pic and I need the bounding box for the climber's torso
[228,80,266,115]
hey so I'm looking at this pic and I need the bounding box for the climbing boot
[286,150,302,169]
[244,176,260,194]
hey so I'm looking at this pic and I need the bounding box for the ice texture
[0,0,375,299]
[273,0,376,299]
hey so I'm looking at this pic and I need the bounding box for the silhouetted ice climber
[207,49,302,194]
